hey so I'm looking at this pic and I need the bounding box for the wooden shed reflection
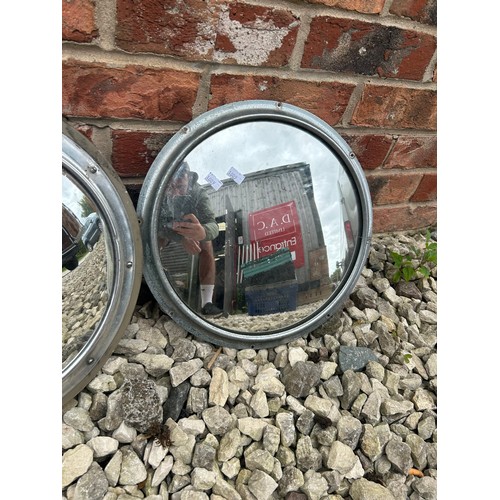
[160,162,343,314]
[208,162,333,314]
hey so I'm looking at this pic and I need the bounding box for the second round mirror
[62,120,143,404]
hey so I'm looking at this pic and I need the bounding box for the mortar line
[95,0,116,52]
[62,44,437,91]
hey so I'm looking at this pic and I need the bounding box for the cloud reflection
[185,121,357,272]
[62,174,86,223]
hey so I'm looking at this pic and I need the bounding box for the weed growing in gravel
[390,229,437,284]
[403,352,413,364]
[140,421,171,448]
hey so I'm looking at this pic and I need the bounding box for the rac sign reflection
[249,201,305,268]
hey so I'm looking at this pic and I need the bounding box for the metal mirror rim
[62,120,143,405]
[138,100,372,348]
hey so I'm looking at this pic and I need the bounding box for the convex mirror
[62,100,372,403]
[62,120,143,404]
[137,100,372,348]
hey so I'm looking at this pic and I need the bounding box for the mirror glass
[62,121,142,405]
[139,101,371,348]
[62,170,111,369]
[157,121,360,333]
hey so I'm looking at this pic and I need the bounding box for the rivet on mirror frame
[87,358,95,365]
[181,126,189,134]
[349,152,355,159]
[127,261,133,268]
[89,166,98,173]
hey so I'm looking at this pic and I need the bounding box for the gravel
[62,229,437,500]
[62,238,109,368]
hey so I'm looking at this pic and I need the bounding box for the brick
[366,172,422,205]
[351,84,436,130]
[116,0,299,67]
[111,130,175,177]
[116,0,219,58]
[302,17,436,81]
[373,204,436,233]
[62,60,200,121]
[62,0,98,43]
[341,134,393,169]
[209,74,355,125]
[216,2,300,67]
[410,173,436,202]
[302,0,385,14]
[384,136,436,169]
[390,0,437,26]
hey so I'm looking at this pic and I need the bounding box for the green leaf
[403,254,413,264]
[392,270,401,283]
[404,353,413,364]
[402,266,415,282]
[424,244,437,264]
[418,266,430,278]
[391,251,403,267]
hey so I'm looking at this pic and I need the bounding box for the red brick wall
[62,0,437,234]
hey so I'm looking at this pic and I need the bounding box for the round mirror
[138,101,372,348]
[62,120,143,404]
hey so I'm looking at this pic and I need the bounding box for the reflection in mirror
[157,121,360,334]
[62,119,142,404]
[62,170,111,369]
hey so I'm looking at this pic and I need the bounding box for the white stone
[151,455,174,487]
[209,367,229,406]
[104,449,122,487]
[112,421,137,443]
[288,347,308,367]
[247,470,278,499]
[304,395,333,417]
[119,446,147,485]
[238,417,269,441]
[178,417,206,436]
[169,359,204,387]
[218,428,241,462]
[221,457,241,479]
[63,407,94,432]
[191,467,217,490]
[320,361,338,380]
[345,456,365,480]
[326,441,358,475]
[102,356,128,374]
[148,440,169,468]
[62,444,93,488]
[250,388,269,418]
[62,423,84,450]
[87,436,119,458]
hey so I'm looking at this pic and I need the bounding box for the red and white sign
[249,201,304,268]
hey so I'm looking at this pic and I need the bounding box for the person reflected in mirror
[159,161,223,316]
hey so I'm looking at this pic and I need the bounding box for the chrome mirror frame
[62,121,143,404]
[137,100,372,348]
